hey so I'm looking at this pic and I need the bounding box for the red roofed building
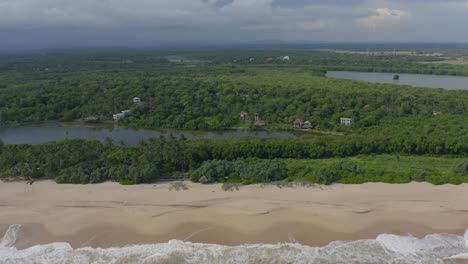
[240,111,249,122]
[293,119,304,129]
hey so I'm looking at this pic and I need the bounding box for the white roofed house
[340,118,353,126]
[113,110,130,121]
[303,120,313,129]
[113,113,126,121]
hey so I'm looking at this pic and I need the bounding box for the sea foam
[1,225,468,264]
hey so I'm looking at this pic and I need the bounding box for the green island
[1,44,468,185]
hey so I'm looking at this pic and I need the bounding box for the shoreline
[4,221,464,250]
[1,181,468,249]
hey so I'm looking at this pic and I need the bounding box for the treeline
[188,48,468,76]
[190,159,288,184]
[1,132,467,184]
[0,137,192,184]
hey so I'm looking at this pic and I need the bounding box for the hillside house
[113,110,130,121]
[340,118,353,126]
[293,119,313,129]
[113,113,126,121]
[293,119,304,129]
[133,97,141,104]
[303,121,313,129]
[240,111,249,122]
[254,113,266,126]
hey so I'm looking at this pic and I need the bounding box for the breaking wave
[1,225,468,264]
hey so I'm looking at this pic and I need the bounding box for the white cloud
[357,8,408,31]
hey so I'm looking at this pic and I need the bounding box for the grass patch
[285,155,467,185]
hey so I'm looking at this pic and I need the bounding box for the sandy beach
[1,181,468,249]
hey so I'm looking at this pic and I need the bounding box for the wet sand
[1,181,467,249]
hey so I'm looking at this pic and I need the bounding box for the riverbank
[0,122,305,145]
[1,181,467,249]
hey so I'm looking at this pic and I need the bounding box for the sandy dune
[1,181,467,249]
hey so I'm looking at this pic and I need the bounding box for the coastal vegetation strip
[1,137,467,185]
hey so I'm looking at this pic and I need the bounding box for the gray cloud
[272,0,367,8]
[0,0,467,49]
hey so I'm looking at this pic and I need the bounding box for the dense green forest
[1,45,467,185]
[1,137,467,185]
[1,62,468,130]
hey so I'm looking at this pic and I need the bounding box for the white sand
[1,181,467,248]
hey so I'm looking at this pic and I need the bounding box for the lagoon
[326,71,468,90]
[0,122,300,146]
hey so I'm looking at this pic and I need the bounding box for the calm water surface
[0,122,300,145]
[327,71,468,90]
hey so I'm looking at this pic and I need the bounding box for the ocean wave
[1,225,468,264]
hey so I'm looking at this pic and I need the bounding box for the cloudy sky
[0,0,467,48]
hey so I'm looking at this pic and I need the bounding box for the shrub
[56,166,89,184]
[453,160,468,175]
[426,175,463,185]
[128,165,160,183]
[190,160,234,183]
[108,165,130,182]
[235,159,288,183]
[317,168,341,185]
[336,159,360,174]
[411,170,428,182]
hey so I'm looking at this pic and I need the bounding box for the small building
[133,97,141,104]
[433,111,444,116]
[254,113,266,126]
[293,119,304,129]
[113,113,126,121]
[240,111,249,122]
[293,119,313,129]
[303,121,313,129]
[340,118,353,126]
[113,110,130,121]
